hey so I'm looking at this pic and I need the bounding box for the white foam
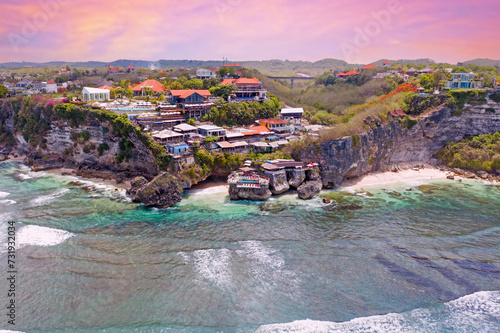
[0,200,16,205]
[237,240,284,270]
[256,291,500,333]
[31,188,69,205]
[0,191,10,198]
[191,248,232,287]
[17,225,74,247]
[15,171,46,180]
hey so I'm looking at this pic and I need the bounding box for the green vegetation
[202,97,280,126]
[351,134,361,148]
[435,132,500,173]
[186,118,196,126]
[0,84,8,98]
[401,116,418,129]
[446,89,488,110]
[97,143,109,156]
[401,93,445,115]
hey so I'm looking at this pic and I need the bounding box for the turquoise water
[0,162,499,332]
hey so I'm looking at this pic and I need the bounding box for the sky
[0,0,499,64]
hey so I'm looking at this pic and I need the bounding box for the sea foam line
[256,291,500,333]
[30,188,70,205]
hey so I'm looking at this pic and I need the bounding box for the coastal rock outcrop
[297,180,323,200]
[264,169,290,194]
[229,185,272,201]
[287,169,306,188]
[127,172,183,208]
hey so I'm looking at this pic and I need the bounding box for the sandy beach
[341,163,453,188]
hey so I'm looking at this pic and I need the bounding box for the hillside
[461,58,500,67]
[371,58,436,66]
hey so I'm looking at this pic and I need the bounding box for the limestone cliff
[293,104,500,188]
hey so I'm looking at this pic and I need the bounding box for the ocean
[0,161,499,332]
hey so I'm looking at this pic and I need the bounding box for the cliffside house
[196,68,216,80]
[360,64,377,72]
[82,87,110,101]
[259,118,293,137]
[197,125,226,138]
[382,61,391,67]
[173,123,198,139]
[152,129,184,143]
[168,90,213,118]
[280,107,304,124]
[126,65,135,73]
[166,143,191,156]
[388,109,406,119]
[221,77,268,101]
[131,79,165,96]
[445,72,479,89]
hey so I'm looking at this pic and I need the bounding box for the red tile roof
[360,64,377,70]
[383,61,391,64]
[98,85,115,90]
[260,118,287,125]
[131,79,165,92]
[242,126,271,136]
[222,64,240,67]
[389,109,406,117]
[46,80,55,84]
[220,79,236,85]
[234,77,261,85]
[126,65,135,69]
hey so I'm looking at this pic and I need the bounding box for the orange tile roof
[220,79,236,85]
[360,64,377,70]
[242,126,271,136]
[260,118,287,125]
[126,65,135,69]
[222,64,240,67]
[383,61,391,64]
[234,77,261,85]
[344,70,359,75]
[46,80,55,84]
[98,85,115,90]
[131,79,165,92]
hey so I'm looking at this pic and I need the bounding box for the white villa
[82,87,110,101]
[196,68,217,80]
[446,72,479,89]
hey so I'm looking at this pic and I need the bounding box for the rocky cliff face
[293,105,500,188]
[263,169,289,194]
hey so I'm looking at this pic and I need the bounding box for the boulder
[264,169,290,195]
[288,169,306,188]
[297,180,323,200]
[127,176,149,198]
[306,167,321,180]
[128,172,183,208]
[0,154,5,161]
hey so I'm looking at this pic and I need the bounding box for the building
[107,66,118,74]
[152,129,184,143]
[126,65,135,73]
[280,108,304,124]
[82,87,110,101]
[382,61,391,67]
[259,118,293,137]
[168,90,213,118]
[360,64,377,72]
[197,125,226,138]
[131,79,165,96]
[173,123,198,139]
[166,143,191,156]
[388,109,406,119]
[445,72,479,89]
[335,70,359,79]
[221,77,267,101]
[196,68,216,80]
[406,67,417,76]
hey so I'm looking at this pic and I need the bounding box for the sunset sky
[0,0,498,64]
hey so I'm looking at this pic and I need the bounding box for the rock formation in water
[127,172,183,208]
[229,183,272,201]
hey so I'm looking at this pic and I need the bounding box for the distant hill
[461,58,500,67]
[371,58,436,66]
[0,58,357,76]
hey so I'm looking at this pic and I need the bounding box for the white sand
[342,163,452,188]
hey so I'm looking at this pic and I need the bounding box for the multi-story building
[446,72,480,89]
[221,77,268,101]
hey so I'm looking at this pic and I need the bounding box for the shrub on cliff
[435,132,500,173]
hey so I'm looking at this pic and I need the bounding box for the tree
[0,84,8,98]
[452,66,468,73]
[169,81,183,90]
[203,78,219,89]
[209,84,236,101]
[217,66,236,78]
[419,74,435,90]
[187,118,196,126]
[184,78,203,90]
